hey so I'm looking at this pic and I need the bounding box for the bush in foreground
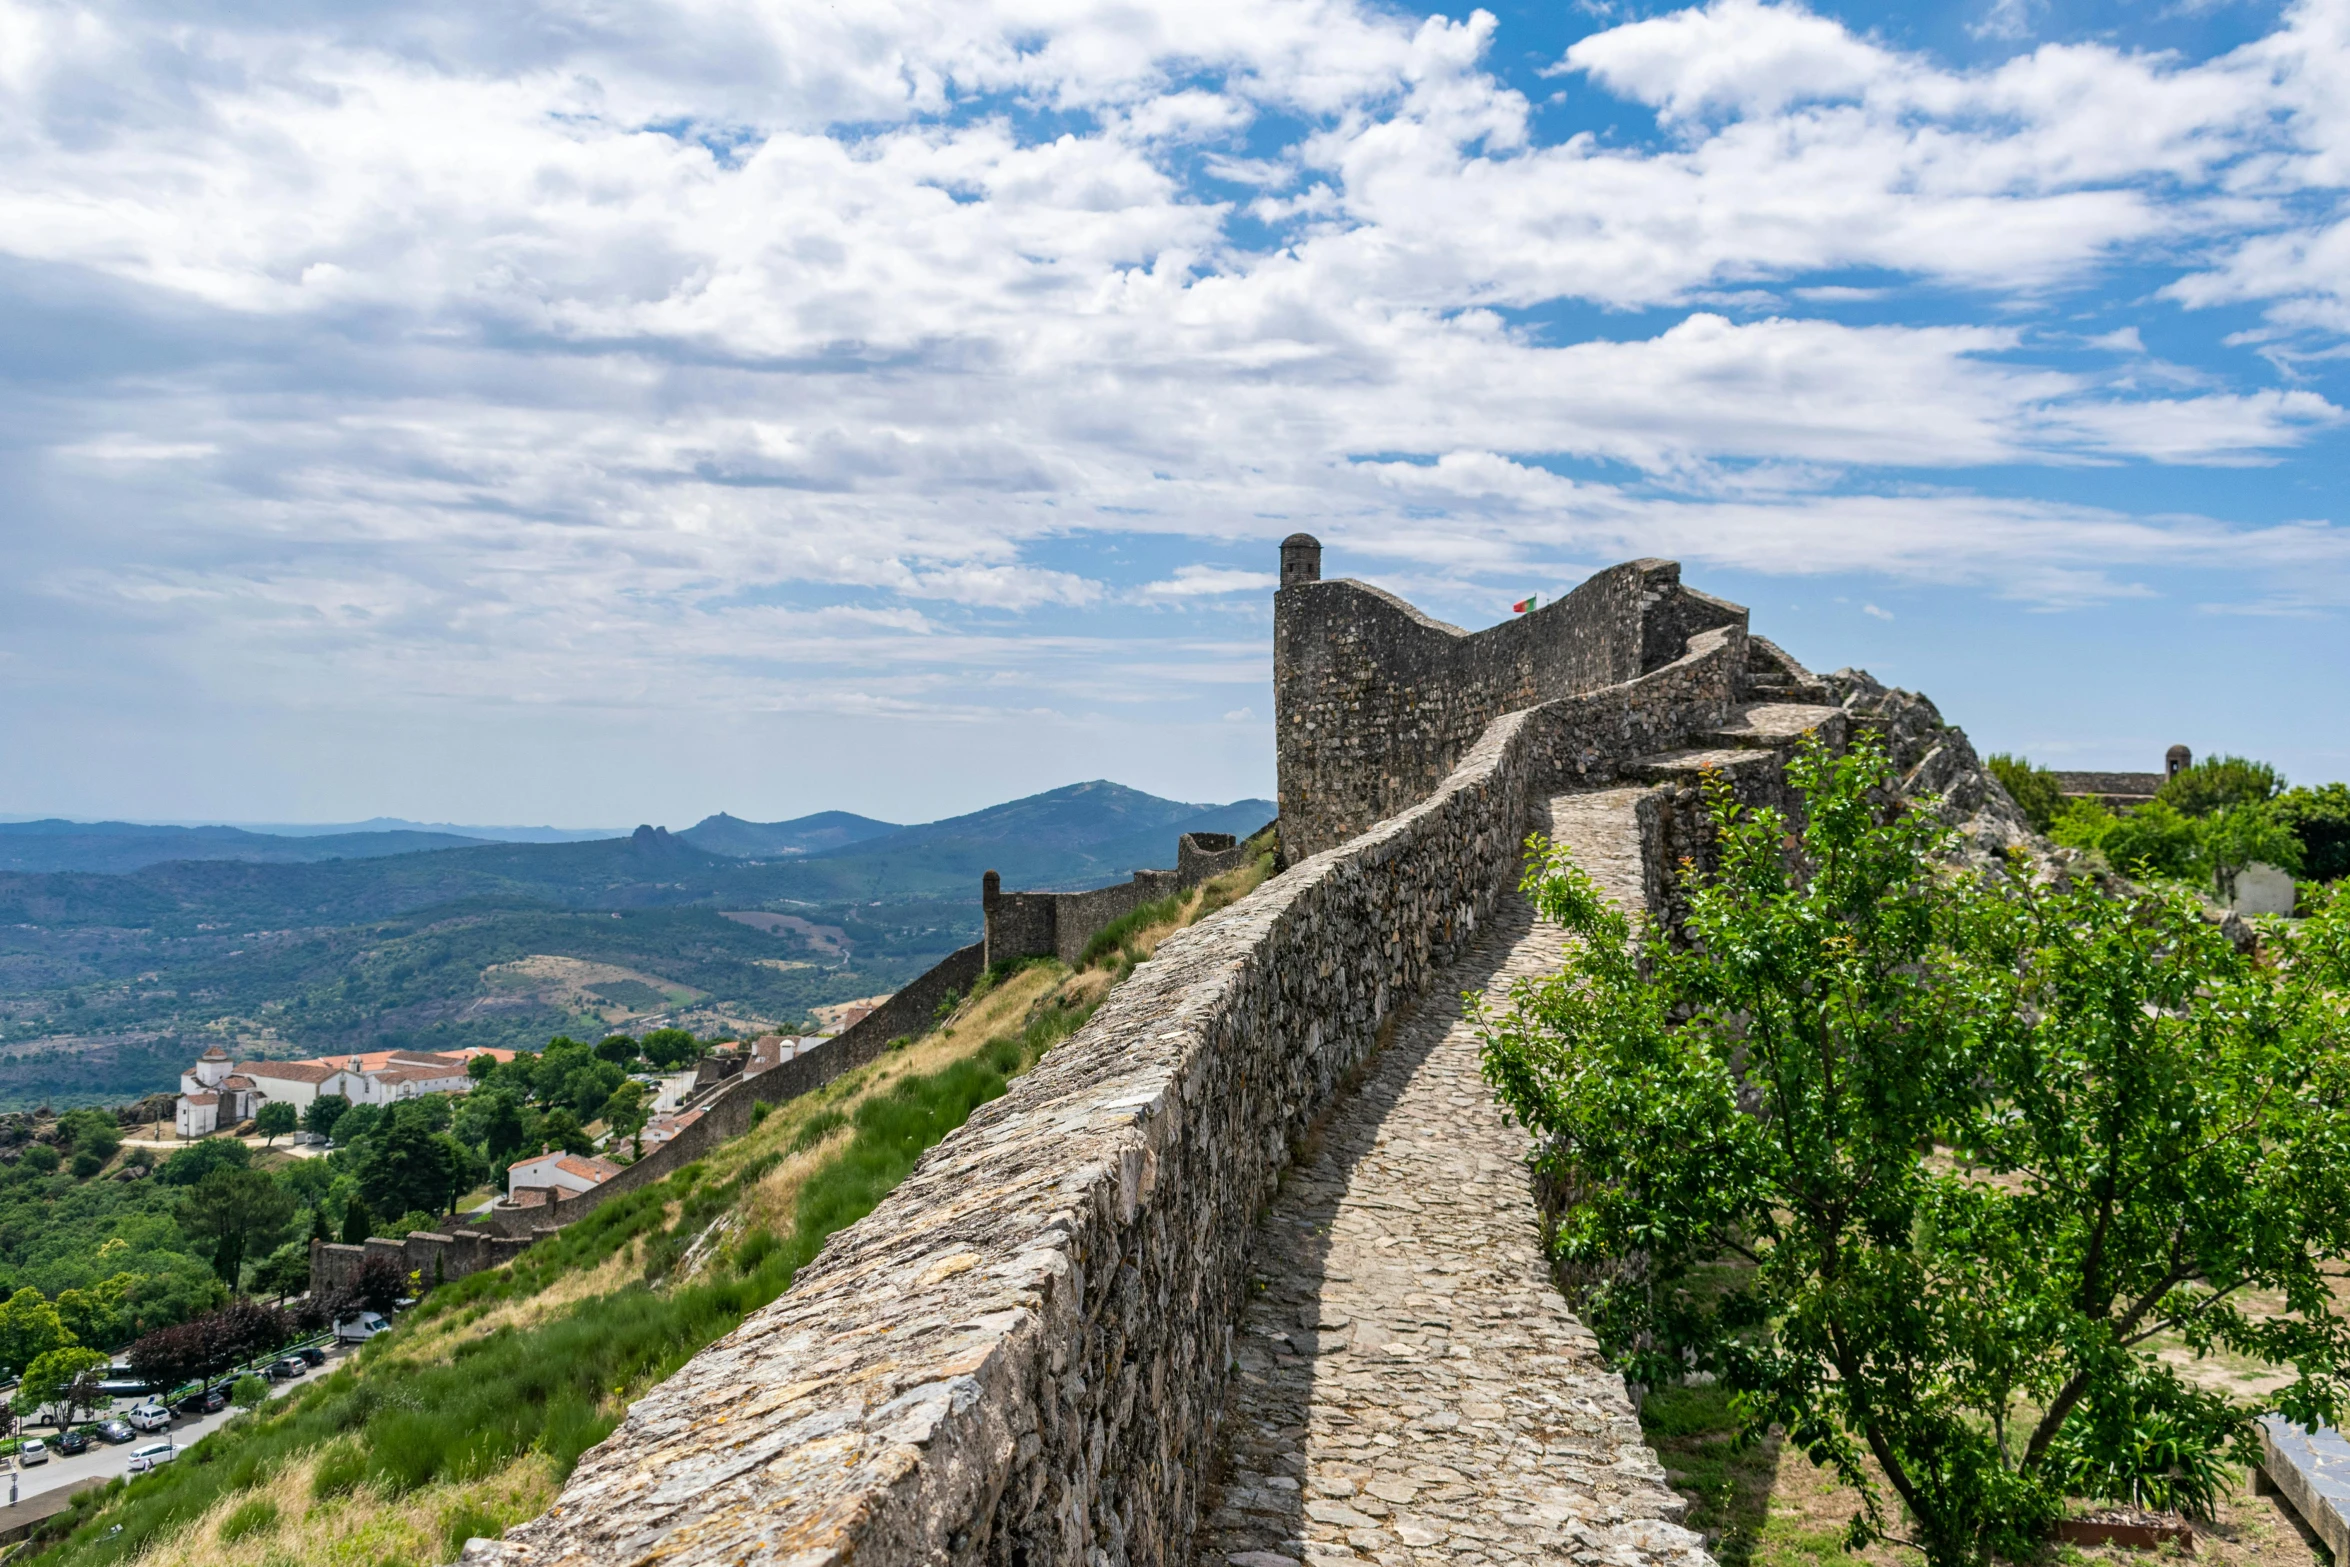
[1480,734,2350,1567]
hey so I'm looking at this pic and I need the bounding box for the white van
[333,1312,391,1344]
[127,1402,172,1433]
[126,1441,176,1473]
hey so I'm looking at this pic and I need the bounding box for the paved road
[6,1342,358,1506]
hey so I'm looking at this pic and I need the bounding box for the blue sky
[2,0,2345,829]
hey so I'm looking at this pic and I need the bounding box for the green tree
[601,1080,652,1158]
[2202,800,2305,897]
[18,1142,59,1175]
[2159,753,2283,816]
[466,1053,498,1082]
[339,1194,375,1245]
[639,1027,700,1069]
[254,1101,297,1146]
[157,1136,251,1186]
[330,1102,383,1146]
[231,1373,269,1410]
[537,1108,594,1157]
[2276,782,2350,883]
[13,1346,107,1427]
[356,1114,457,1220]
[55,1108,121,1164]
[594,1034,640,1065]
[0,1287,74,1377]
[304,1094,351,1139]
[54,1274,134,1350]
[1985,753,2065,834]
[1479,737,2350,1567]
[250,1242,310,1305]
[479,1095,527,1162]
[175,1167,298,1288]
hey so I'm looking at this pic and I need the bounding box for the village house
[174,1042,514,1137]
[503,1151,624,1205]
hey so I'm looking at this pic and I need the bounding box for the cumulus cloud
[1,0,2347,812]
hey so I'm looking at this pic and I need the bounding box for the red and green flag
[1512,594,1538,614]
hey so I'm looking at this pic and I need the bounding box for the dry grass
[134,1447,560,1567]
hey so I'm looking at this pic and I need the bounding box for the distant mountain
[785,781,1277,893]
[679,810,902,859]
[226,817,623,843]
[0,820,491,875]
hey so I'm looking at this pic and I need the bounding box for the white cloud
[0,0,2345,807]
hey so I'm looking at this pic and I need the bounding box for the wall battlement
[1272,539,1750,861]
[982,830,1265,968]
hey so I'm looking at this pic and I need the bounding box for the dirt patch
[719,910,852,957]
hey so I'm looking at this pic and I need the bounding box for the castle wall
[982,830,1269,969]
[473,616,1747,1567]
[1273,546,1748,861]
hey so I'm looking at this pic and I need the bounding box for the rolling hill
[0,781,1274,1110]
[0,819,492,875]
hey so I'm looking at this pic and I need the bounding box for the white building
[504,1152,623,1202]
[171,1044,513,1138]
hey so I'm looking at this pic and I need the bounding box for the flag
[1512,595,1537,614]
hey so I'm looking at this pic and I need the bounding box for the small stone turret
[1279,533,1321,589]
[2166,744,2193,779]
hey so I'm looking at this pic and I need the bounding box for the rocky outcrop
[1824,669,2045,871]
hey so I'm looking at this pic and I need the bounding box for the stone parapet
[469,611,1748,1567]
[1273,554,1751,863]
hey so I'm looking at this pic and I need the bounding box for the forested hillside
[0,782,1272,1110]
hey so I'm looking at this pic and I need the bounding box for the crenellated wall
[982,828,1268,969]
[1271,542,1752,862]
[469,575,1755,1567]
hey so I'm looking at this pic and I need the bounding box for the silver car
[126,1441,176,1473]
[17,1436,47,1465]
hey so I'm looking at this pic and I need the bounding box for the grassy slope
[35,851,1272,1567]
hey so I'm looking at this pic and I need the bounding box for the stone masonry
[1191,885,1710,1567]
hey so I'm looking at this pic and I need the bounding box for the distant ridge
[679,810,902,859]
[0,820,492,876]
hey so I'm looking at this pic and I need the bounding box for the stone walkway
[1191,814,1713,1567]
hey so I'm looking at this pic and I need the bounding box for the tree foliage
[1480,735,2350,1567]
[1985,754,2065,834]
[174,1167,298,1288]
[304,1093,351,1137]
[0,1286,75,1378]
[254,1101,297,1145]
[14,1345,108,1425]
[2276,782,2350,884]
[2159,754,2284,817]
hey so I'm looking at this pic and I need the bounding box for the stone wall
[1272,542,1749,862]
[309,1229,531,1295]
[461,940,988,1240]
[983,830,1269,970]
[472,602,1751,1567]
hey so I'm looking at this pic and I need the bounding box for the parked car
[295,1343,327,1367]
[55,1427,91,1455]
[333,1312,391,1344]
[173,1387,227,1417]
[266,1357,305,1380]
[126,1441,176,1473]
[17,1437,47,1465]
[96,1418,135,1444]
[126,1403,172,1433]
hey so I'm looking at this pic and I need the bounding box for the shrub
[1985,752,2065,833]
[1480,736,2350,1567]
[230,1376,268,1410]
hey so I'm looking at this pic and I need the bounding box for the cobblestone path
[1192,795,1712,1567]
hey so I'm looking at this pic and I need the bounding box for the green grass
[1640,1384,1793,1567]
[35,985,1094,1567]
[1079,893,1186,969]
